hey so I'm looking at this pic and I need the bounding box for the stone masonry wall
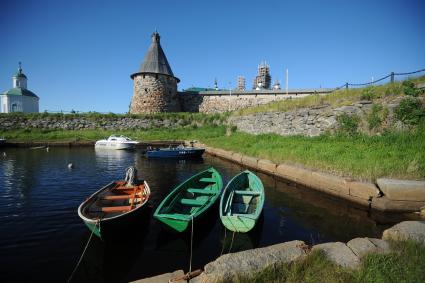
[229,98,406,137]
[179,92,315,113]
[130,74,179,113]
[0,116,189,131]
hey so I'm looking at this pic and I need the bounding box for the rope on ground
[67,220,99,283]
[219,227,227,256]
[228,231,236,254]
[189,215,194,274]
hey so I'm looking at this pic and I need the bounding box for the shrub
[402,80,420,97]
[360,87,375,100]
[395,97,425,126]
[367,104,383,130]
[337,113,360,136]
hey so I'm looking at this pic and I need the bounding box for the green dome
[2,87,38,98]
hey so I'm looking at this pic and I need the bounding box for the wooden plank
[102,195,132,200]
[199,177,216,183]
[234,190,260,196]
[180,198,207,206]
[187,188,215,195]
[101,205,132,212]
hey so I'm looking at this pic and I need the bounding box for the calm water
[0,147,395,282]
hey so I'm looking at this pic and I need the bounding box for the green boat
[154,167,223,232]
[219,170,265,233]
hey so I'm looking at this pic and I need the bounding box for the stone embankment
[195,143,425,213]
[229,97,408,136]
[133,221,425,283]
[0,115,192,131]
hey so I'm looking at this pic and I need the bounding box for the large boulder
[382,221,425,244]
[195,240,307,282]
[347,237,390,258]
[312,242,360,269]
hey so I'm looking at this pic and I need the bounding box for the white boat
[95,135,139,150]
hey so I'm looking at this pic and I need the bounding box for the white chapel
[1,63,39,113]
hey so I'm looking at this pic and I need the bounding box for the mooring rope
[228,231,236,254]
[219,227,227,256]
[189,215,194,274]
[67,220,99,283]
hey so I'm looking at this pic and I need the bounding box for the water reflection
[0,148,415,283]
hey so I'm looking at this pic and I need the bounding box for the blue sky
[1,0,424,113]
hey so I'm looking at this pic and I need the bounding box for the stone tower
[130,32,180,113]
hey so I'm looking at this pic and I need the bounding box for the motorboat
[95,135,139,150]
[146,144,205,158]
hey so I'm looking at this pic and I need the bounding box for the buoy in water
[68,163,74,169]
[2,152,6,157]
[46,147,50,152]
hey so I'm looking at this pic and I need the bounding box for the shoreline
[191,141,425,214]
[2,139,424,214]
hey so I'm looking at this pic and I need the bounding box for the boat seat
[187,188,216,195]
[180,198,207,206]
[231,213,257,220]
[101,205,132,212]
[234,190,260,196]
[102,195,133,200]
[199,177,216,183]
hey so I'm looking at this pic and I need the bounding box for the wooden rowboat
[78,177,150,239]
[153,167,223,232]
[219,170,265,233]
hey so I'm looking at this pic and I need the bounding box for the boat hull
[146,147,204,158]
[82,204,149,239]
[154,167,223,232]
[78,180,150,240]
[220,170,265,233]
[95,142,137,150]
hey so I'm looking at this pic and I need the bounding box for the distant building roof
[2,87,39,98]
[183,87,218,93]
[131,32,179,82]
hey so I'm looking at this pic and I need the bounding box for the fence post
[345,83,348,90]
[390,72,394,83]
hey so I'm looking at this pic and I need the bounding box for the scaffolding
[252,62,271,90]
[237,76,246,91]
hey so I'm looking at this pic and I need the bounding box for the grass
[228,240,425,283]
[2,123,424,180]
[205,125,425,180]
[0,125,226,143]
[233,76,425,116]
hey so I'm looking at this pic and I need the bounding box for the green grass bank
[1,123,424,180]
[225,240,425,283]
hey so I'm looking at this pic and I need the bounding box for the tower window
[155,74,158,79]
[145,88,148,92]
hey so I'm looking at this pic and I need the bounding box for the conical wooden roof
[131,32,178,81]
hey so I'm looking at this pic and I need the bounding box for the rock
[382,221,425,244]
[367,238,390,253]
[376,178,425,201]
[200,240,307,282]
[130,269,185,283]
[312,242,360,269]
[347,238,389,257]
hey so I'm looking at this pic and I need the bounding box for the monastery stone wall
[179,92,313,113]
